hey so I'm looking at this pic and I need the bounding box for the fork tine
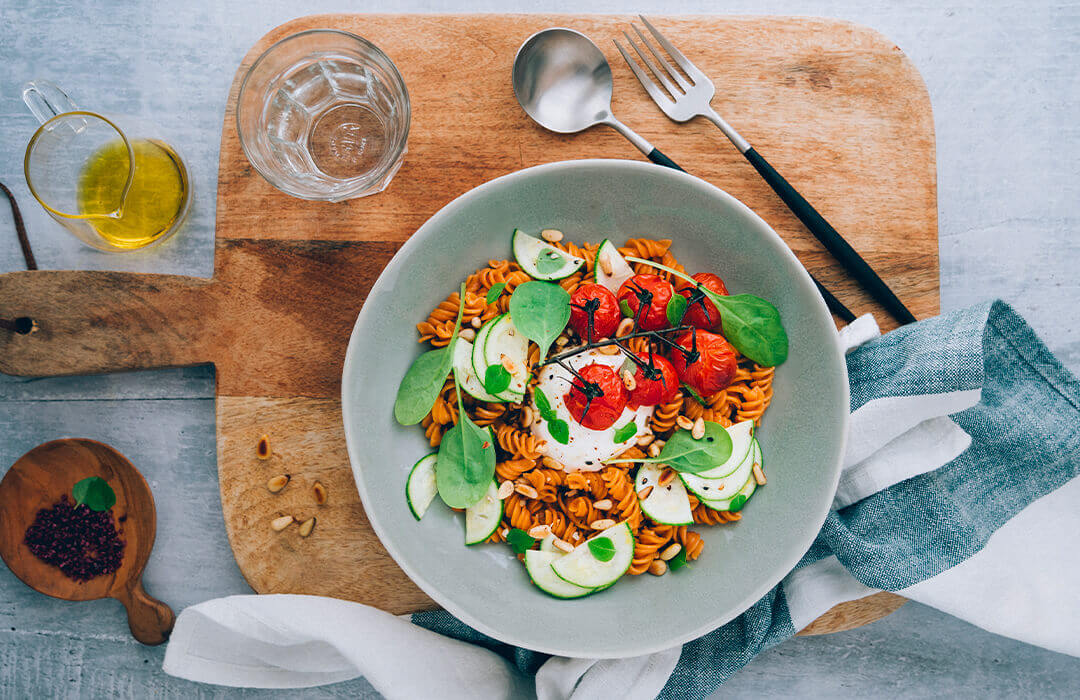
[638,15,707,82]
[613,39,676,109]
[622,31,681,98]
[631,24,692,91]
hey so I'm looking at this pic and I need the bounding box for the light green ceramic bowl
[342,160,847,658]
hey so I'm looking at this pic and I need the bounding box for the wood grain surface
[0,14,939,630]
[0,439,174,644]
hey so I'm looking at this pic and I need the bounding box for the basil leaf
[606,421,732,473]
[625,257,789,367]
[681,383,707,406]
[485,282,507,305]
[484,364,511,394]
[535,250,565,275]
[436,379,497,508]
[619,298,634,317]
[728,494,748,512]
[548,418,570,445]
[666,294,687,326]
[588,536,616,562]
[506,527,536,554]
[668,547,689,571]
[72,476,116,512]
[394,283,467,425]
[613,421,637,443]
[508,281,570,358]
[534,387,557,422]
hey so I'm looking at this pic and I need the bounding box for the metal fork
[615,17,915,325]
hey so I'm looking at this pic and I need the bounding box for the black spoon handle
[742,147,916,325]
[647,152,855,322]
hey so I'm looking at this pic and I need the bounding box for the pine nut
[555,335,570,348]
[515,483,539,499]
[571,531,581,540]
[593,499,613,511]
[520,407,533,429]
[471,316,483,328]
[676,415,694,431]
[541,228,564,243]
[621,369,637,391]
[270,515,294,532]
[616,317,635,338]
[565,489,579,498]
[599,252,614,276]
[298,517,316,538]
[312,481,328,505]
[256,435,271,460]
[692,417,705,440]
[648,442,662,457]
[266,475,290,493]
[459,327,476,342]
[648,559,668,576]
[590,518,616,530]
[658,468,676,488]
[637,486,654,501]
[753,461,767,486]
[500,354,516,374]
[497,480,514,499]
[637,434,655,446]
[598,342,620,355]
[528,524,552,539]
[542,456,564,471]
[554,538,574,553]
[660,543,682,561]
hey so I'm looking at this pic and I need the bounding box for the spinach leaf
[394,283,466,425]
[506,527,536,554]
[613,421,638,443]
[668,547,689,571]
[588,536,615,562]
[548,418,570,445]
[606,421,732,473]
[728,494,748,512]
[666,294,687,326]
[485,282,507,305]
[508,281,570,358]
[625,257,788,367]
[436,377,497,508]
[72,476,116,512]
[484,364,511,394]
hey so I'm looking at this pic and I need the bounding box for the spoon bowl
[0,439,174,644]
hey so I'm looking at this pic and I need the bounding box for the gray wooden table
[1,0,1078,697]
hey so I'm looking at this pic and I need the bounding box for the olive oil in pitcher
[76,139,189,249]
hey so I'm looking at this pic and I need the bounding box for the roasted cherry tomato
[563,363,628,431]
[568,283,621,342]
[670,329,738,397]
[616,274,675,331]
[676,273,729,331]
[627,352,680,408]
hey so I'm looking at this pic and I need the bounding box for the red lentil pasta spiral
[415,237,774,577]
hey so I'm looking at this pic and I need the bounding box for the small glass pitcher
[22,81,192,252]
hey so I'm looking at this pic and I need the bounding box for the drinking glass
[236,29,411,202]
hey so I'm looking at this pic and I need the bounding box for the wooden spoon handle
[0,271,216,376]
[114,580,175,645]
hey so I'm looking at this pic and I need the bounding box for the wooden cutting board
[0,14,935,635]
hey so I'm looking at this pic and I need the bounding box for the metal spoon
[512,28,683,170]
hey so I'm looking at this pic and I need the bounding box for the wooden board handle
[0,271,216,376]
[114,580,175,645]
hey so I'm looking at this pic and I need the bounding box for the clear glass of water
[236,29,410,202]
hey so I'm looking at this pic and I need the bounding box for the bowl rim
[342,158,848,657]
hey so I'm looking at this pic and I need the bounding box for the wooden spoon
[0,439,174,644]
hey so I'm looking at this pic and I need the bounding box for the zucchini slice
[593,239,635,293]
[552,522,634,588]
[453,339,502,402]
[464,481,503,545]
[406,453,439,521]
[525,550,595,599]
[700,440,761,512]
[512,229,584,281]
[480,314,529,401]
[636,463,693,526]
